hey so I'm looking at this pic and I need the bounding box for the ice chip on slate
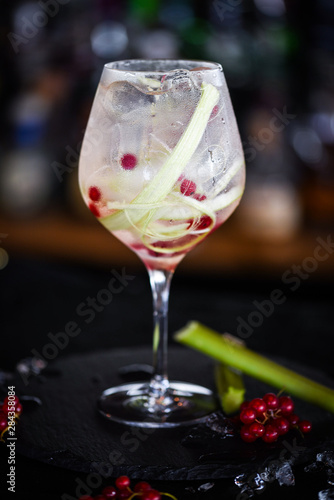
[319,488,334,499]
[234,474,247,488]
[16,356,47,377]
[317,451,334,468]
[198,482,215,492]
[205,411,234,435]
[327,470,334,486]
[234,473,265,494]
[275,462,295,487]
[103,81,153,116]
[250,474,266,491]
[260,462,280,483]
[305,461,325,473]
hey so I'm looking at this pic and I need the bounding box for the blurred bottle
[0,65,71,218]
[0,90,53,218]
[238,107,302,241]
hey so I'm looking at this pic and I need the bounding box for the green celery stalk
[175,321,334,413]
[215,363,245,414]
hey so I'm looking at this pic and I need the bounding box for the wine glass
[78,59,245,427]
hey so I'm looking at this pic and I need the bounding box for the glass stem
[147,268,173,399]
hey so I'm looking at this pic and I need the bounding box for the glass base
[98,381,218,428]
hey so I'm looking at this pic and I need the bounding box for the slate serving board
[12,346,334,481]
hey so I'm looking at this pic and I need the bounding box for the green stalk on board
[215,363,245,414]
[175,321,334,414]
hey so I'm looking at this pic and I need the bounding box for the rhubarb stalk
[175,321,334,413]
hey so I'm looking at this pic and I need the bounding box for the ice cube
[103,81,153,117]
[305,461,325,473]
[198,482,215,492]
[249,474,266,491]
[260,462,280,483]
[161,69,197,92]
[319,488,334,499]
[317,452,334,469]
[275,462,295,487]
[234,474,247,487]
[234,473,265,494]
[205,411,234,435]
[16,356,47,377]
[327,470,334,486]
[160,69,201,110]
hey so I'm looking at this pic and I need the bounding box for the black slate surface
[10,346,334,481]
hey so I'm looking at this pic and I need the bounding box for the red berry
[134,482,151,492]
[278,396,294,416]
[15,403,22,415]
[0,411,8,432]
[88,202,100,217]
[193,193,207,201]
[298,420,312,434]
[197,215,212,230]
[121,153,137,170]
[240,408,257,425]
[288,414,299,426]
[88,186,101,202]
[102,486,117,498]
[262,424,279,443]
[115,476,130,490]
[141,489,161,500]
[250,398,267,417]
[180,179,196,196]
[274,417,290,435]
[240,425,257,443]
[240,401,250,411]
[263,393,279,410]
[249,422,265,438]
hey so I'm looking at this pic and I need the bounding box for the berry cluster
[0,395,22,441]
[79,476,177,500]
[237,393,312,443]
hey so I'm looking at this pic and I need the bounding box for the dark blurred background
[0,0,334,275]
